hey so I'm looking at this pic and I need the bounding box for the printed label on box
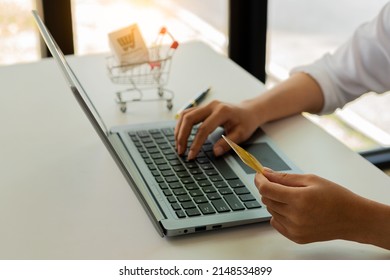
[108,24,149,65]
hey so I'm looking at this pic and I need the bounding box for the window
[0,0,40,65]
[71,0,228,55]
[268,0,390,153]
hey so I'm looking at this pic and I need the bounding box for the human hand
[255,169,364,244]
[174,100,262,160]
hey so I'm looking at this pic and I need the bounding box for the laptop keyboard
[128,127,261,219]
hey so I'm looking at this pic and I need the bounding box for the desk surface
[1,41,389,259]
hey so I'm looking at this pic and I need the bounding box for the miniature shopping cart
[106,27,179,112]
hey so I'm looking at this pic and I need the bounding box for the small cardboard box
[108,24,149,65]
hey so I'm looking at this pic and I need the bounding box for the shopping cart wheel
[120,104,127,113]
[167,100,173,110]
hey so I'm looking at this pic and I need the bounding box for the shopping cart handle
[171,41,179,49]
[160,27,167,34]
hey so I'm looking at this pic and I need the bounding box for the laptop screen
[32,10,109,136]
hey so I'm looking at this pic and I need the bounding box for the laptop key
[175,210,186,218]
[193,196,208,204]
[228,179,245,188]
[212,199,230,213]
[213,181,228,188]
[173,165,186,172]
[194,174,207,181]
[154,158,167,165]
[209,175,223,182]
[200,163,213,170]
[181,177,195,184]
[177,194,191,202]
[205,151,238,180]
[218,188,233,195]
[202,142,213,152]
[161,170,175,177]
[186,208,201,217]
[169,182,183,189]
[199,203,216,215]
[205,169,219,176]
[169,159,182,166]
[189,189,203,197]
[234,187,250,195]
[207,193,221,200]
[157,164,171,171]
[197,180,211,187]
[173,188,187,196]
[203,186,216,193]
[224,194,245,211]
[136,130,149,138]
[181,201,196,209]
[161,127,174,136]
[144,142,156,149]
[184,183,198,190]
[184,161,198,169]
[190,168,202,175]
[196,157,210,164]
[165,176,179,183]
[177,171,190,178]
[155,176,164,183]
[155,138,168,145]
[171,203,181,211]
[244,201,262,209]
[148,164,156,171]
[163,189,172,196]
[166,154,179,161]
[239,194,256,201]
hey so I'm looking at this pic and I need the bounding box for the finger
[212,129,248,157]
[174,107,195,141]
[269,216,290,240]
[255,173,294,204]
[263,170,308,187]
[174,107,196,154]
[266,208,290,226]
[261,196,289,216]
[212,138,232,157]
[175,106,211,156]
[187,104,230,159]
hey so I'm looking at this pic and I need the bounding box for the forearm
[241,72,325,125]
[353,198,390,250]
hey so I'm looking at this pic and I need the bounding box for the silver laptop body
[33,10,301,237]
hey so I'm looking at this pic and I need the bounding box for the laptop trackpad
[231,142,291,173]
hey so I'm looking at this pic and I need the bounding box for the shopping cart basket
[107,27,179,112]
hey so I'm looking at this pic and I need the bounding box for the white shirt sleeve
[291,2,390,114]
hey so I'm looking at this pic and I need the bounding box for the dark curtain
[40,0,74,56]
[229,0,268,83]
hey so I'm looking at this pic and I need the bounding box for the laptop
[32,10,301,237]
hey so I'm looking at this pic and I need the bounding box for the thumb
[263,169,307,187]
[213,138,231,156]
[214,131,247,157]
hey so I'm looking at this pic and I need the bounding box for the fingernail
[263,167,274,173]
[187,150,195,160]
[214,146,224,157]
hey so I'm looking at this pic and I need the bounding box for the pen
[175,87,211,119]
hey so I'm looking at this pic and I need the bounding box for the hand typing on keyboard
[174,100,263,160]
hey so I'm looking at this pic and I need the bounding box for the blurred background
[1,0,389,173]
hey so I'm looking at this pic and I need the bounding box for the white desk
[1,41,389,259]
